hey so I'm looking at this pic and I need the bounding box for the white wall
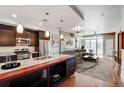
[49,29,60,54]
[121,6,124,28]
[114,6,124,51]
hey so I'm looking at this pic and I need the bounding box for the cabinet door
[16,29,37,46]
[30,31,37,46]
[16,30,30,38]
[0,29,16,46]
[66,57,76,77]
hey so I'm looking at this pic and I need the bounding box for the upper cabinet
[16,29,31,38]
[39,31,50,40]
[0,24,50,47]
[28,30,37,46]
[16,29,38,46]
[0,24,16,46]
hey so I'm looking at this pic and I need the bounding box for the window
[84,37,103,55]
[85,39,90,51]
[91,39,96,54]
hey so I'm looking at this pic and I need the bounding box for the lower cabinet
[9,68,48,87]
[66,57,76,77]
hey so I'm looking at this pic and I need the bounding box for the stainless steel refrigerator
[39,40,50,57]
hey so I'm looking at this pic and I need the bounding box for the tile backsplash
[0,46,34,53]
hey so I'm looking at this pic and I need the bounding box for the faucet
[5,55,11,67]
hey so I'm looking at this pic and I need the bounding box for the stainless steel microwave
[16,38,31,46]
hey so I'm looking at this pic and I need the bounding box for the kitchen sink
[33,56,52,60]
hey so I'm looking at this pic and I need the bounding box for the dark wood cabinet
[16,29,38,46]
[30,31,37,46]
[0,24,51,47]
[39,31,50,40]
[16,28,28,38]
[0,24,16,46]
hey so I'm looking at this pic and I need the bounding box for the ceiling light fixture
[60,34,64,40]
[39,22,42,26]
[16,23,24,33]
[73,25,82,33]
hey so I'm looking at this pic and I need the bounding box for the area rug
[76,57,114,81]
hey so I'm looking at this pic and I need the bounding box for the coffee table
[82,55,99,62]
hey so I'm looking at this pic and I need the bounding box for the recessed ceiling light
[12,13,17,18]
[45,12,49,15]
[101,13,104,16]
[39,22,42,26]
[43,19,48,22]
[60,20,63,22]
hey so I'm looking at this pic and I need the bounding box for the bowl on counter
[1,62,21,70]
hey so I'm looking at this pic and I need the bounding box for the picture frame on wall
[51,33,59,47]
[64,38,75,49]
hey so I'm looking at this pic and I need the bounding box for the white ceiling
[0,5,122,35]
[0,5,83,32]
[75,5,122,35]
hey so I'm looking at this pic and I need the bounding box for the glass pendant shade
[45,31,50,38]
[17,23,23,33]
[60,34,64,40]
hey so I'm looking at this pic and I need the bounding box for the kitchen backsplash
[0,46,34,53]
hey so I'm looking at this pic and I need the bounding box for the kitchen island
[0,54,76,87]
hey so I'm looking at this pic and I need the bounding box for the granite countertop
[0,54,74,81]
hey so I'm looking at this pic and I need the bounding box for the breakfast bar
[0,54,76,87]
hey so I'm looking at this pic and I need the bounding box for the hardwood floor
[58,73,107,87]
[58,57,122,87]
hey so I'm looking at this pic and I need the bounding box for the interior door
[105,39,113,56]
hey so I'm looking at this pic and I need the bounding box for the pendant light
[17,23,24,33]
[73,25,82,33]
[44,12,50,38]
[45,31,50,38]
[76,25,81,33]
[60,34,64,40]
